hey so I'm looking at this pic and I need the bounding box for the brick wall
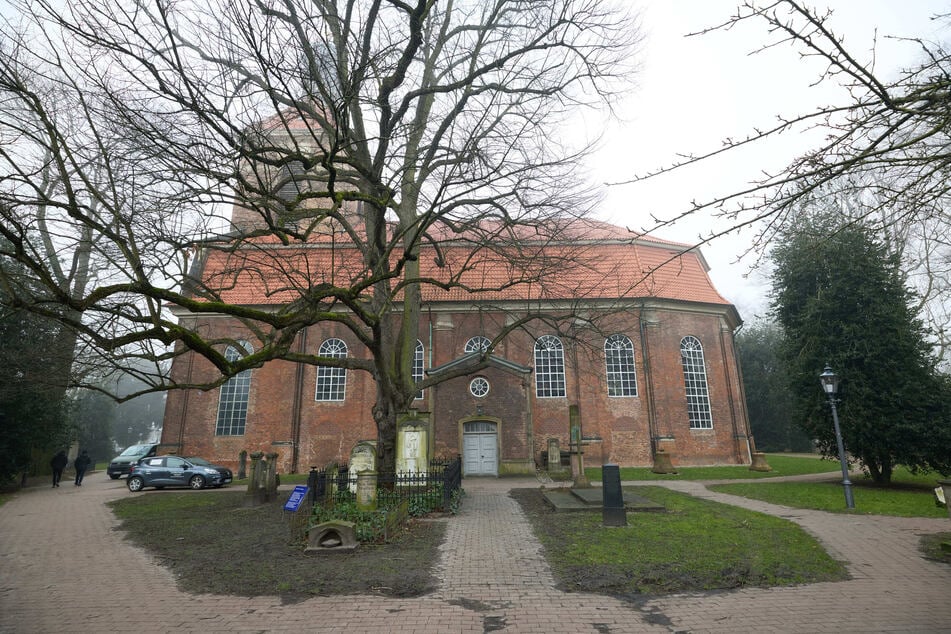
[161,303,751,472]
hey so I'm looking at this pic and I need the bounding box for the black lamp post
[819,365,855,509]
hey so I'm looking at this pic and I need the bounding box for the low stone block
[305,520,358,554]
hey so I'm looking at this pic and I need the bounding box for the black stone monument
[601,463,627,526]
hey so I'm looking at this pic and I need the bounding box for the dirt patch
[110,491,446,601]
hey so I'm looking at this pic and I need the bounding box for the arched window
[681,336,713,429]
[413,339,425,400]
[315,338,348,401]
[605,334,637,397]
[215,341,253,436]
[464,336,491,354]
[534,335,566,398]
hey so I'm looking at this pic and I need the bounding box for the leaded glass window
[605,334,637,397]
[215,341,253,436]
[534,335,566,398]
[465,336,491,353]
[413,339,424,400]
[315,338,348,401]
[681,336,713,429]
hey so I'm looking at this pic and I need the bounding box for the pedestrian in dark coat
[74,450,91,486]
[50,451,68,488]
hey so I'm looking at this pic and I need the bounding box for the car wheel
[127,476,145,492]
[188,475,206,490]
[109,474,120,480]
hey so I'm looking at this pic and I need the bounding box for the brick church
[160,118,754,476]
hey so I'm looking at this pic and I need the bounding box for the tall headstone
[397,422,428,475]
[348,441,377,493]
[569,405,588,487]
[356,470,378,511]
[547,437,563,472]
[602,464,627,526]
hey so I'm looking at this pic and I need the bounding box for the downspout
[290,328,308,472]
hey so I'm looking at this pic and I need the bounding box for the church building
[159,116,754,476]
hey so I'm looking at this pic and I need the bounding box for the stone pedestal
[749,452,772,472]
[651,449,677,474]
[939,480,951,520]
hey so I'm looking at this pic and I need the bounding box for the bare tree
[0,0,639,470]
[618,1,951,362]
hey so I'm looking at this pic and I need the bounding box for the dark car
[107,443,160,479]
[127,455,233,492]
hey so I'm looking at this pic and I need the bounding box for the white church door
[463,421,498,476]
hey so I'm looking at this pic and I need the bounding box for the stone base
[498,460,536,475]
[305,520,358,554]
[939,480,951,520]
[651,450,677,474]
[749,452,772,472]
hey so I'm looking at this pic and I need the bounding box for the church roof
[194,218,733,309]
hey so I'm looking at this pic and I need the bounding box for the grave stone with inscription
[601,464,627,527]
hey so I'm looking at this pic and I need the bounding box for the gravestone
[348,441,377,493]
[397,422,427,474]
[547,437,564,472]
[601,463,627,526]
[356,470,378,511]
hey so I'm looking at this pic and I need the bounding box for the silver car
[127,455,233,491]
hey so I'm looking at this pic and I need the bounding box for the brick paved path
[1,473,949,633]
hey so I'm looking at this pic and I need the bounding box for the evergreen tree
[771,211,951,484]
[0,242,74,485]
[736,322,812,453]
[0,304,70,485]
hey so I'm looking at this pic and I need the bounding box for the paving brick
[1,472,949,633]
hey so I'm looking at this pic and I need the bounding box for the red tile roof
[196,219,732,307]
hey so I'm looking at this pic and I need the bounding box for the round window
[469,376,490,397]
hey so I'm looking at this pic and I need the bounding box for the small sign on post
[283,485,309,512]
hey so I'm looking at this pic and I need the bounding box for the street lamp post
[819,365,855,509]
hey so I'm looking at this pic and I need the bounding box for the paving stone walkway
[1,473,949,633]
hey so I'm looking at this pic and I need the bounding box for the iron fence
[306,455,462,513]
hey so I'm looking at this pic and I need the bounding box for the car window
[166,457,188,469]
[143,458,164,467]
[120,444,152,457]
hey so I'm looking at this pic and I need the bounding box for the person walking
[74,450,91,486]
[50,450,68,488]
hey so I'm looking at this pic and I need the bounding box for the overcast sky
[587,1,948,321]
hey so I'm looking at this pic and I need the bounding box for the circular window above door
[469,376,490,397]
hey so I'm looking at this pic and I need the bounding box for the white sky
[587,1,948,322]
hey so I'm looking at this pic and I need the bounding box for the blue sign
[283,485,309,512]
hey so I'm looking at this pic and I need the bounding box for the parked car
[107,443,160,479]
[127,455,233,492]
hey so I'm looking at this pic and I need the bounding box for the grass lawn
[709,467,950,518]
[511,486,848,598]
[584,453,840,482]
